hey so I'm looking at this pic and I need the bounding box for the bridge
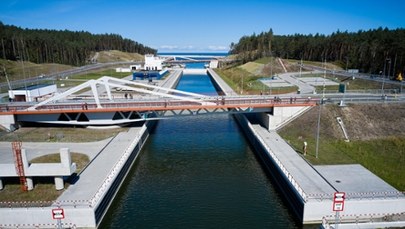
[159,54,226,64]
[0,76,316,129]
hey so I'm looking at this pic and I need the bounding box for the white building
[144,54,163,71]
[9,84,57,102]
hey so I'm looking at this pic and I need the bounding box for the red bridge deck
[0,97,317,115]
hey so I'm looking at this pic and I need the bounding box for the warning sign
[52,208,65,219]
[332,192,345,212]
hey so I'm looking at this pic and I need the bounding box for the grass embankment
[214,57,297,94]
[57,68,132,90]
[0,126,127,142]
[278,104,405,191]
[0,153,89,202]
[0,59,73,84]
[96,50,143,63]
[299,73,402,92]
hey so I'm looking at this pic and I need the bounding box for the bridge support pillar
[0,178,3,190]
[26,177,34,191]
[269,106,312,130]
[251,112,272,130]
[54,176,64,190]
[0,114,16,131]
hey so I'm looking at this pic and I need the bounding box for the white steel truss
[28,76,214,110]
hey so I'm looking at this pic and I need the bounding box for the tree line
[0,22,156,66]
[230,27,405,76]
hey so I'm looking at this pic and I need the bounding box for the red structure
[12,141,27,191]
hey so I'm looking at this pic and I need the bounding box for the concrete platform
[299,77,339,86]
[0,126,147,228]
[208,68,405,226]
[315,164,399,195]
[0,139,110,163]
[0,70,183,228]
[260,78,293,88]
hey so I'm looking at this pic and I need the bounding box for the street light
[381,58,391,96]
[315,59,327,159]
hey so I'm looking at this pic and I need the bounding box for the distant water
[158,52,228,57]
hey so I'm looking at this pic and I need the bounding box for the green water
[99,73,300,228]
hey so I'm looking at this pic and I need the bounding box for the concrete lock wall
[0,207,96,228]
[0,114,16,131]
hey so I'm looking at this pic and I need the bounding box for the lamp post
[381,58,390,96]
[315,59,327,159]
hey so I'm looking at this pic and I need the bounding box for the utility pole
[381,58,389,96]
[315,59,326,159]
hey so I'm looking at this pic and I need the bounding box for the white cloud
[160,45,179,50]
[182,45,194,50]
[207,45,229,51]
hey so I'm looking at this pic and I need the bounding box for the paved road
[277,71,317,94]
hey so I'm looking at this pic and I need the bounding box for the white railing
[322,212,405,228]
[248,121,308,202]
[307,191,405,201]
[89,126,146,208]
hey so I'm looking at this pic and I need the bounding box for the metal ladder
[12,141,28,191]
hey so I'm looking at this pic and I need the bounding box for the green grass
[254,57,274,64]
[0,59,73,83]
[68,69,131,80]
[214,68,297,94]
[301,60,344,70]
[0,153,89,202]
[54,68,132,89]
[0,126,127,142]
[279,105,405,191]
[300,73,401,92]
[282,136,405,191]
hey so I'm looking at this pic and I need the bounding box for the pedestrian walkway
[277,72,316,94]
[208,67,405,225]
[57,127,142,202]
[252,126,335,196]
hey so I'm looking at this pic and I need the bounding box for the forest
[230,27,405,76]
[0,22,156,66]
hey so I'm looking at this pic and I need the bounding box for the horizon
[1,0,404,53]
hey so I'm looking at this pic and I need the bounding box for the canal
[100,70,300,228]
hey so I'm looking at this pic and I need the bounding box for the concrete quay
[0,70,183,228]
[207,69,405,227]
[0,125,150,228]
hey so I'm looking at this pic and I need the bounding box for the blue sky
[1,0,404,52]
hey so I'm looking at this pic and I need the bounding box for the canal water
[100,71,300,228]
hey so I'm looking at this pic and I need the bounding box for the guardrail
[322,212,405,228]
[322,89,401,94]
[307,191,405,201]
[248,121,309,202]
[0,199,91,208]
[88,127,145,208]
[0,96,316,113]
[0,61,141,93]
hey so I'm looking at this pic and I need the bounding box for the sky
[0,0,404,53]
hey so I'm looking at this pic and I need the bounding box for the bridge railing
[307,191,405,201]
[0,96,317,113]
[246,120,309,202]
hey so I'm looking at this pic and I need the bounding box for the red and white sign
[332,192,345,211]
[52,208,65,219]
